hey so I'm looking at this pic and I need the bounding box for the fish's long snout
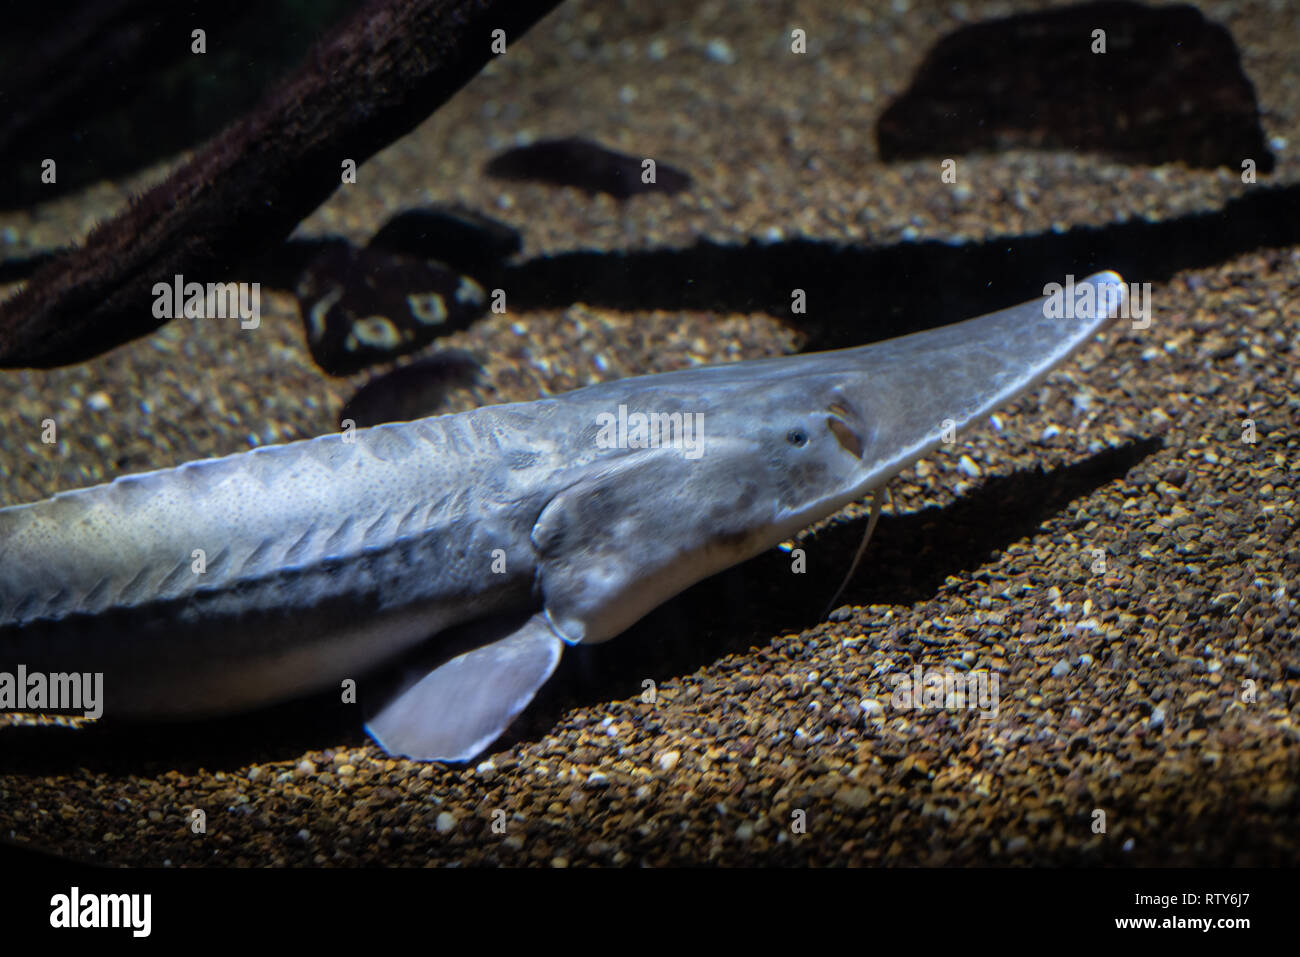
[842,269,1127,495]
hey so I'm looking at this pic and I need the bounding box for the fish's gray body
[0,405,554,715]
[0,272,1126,760]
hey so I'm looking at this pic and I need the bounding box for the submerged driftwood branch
[0,0,565,367]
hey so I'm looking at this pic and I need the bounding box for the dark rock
[877,1,1273,172]
[339,350,483,427]
[368,204,522,274]
[484,136,691,198]
[294,244,487,376]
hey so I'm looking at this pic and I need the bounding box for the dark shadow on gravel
[493,182,1300,353]
[0,694,368,778]
[3,182,1296,367]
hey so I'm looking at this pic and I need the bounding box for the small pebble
[705,39,735,63]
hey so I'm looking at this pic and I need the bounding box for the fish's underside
[0,272,1127,761]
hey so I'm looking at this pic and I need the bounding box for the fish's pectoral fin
[363,611,563,762]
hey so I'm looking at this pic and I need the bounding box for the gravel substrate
[0,0,1297,866]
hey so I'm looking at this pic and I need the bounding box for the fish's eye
[786,428,809,447]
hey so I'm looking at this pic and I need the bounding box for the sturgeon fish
[0,272,1127,761]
